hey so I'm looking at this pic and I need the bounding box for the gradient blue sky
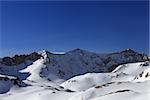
[0,1,149,57]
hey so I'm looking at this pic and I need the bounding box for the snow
[0,61,150,100]
[134,67,150,82]
[20,58,46,82]
[0,80,149,100]
[0,74,17,80]
[51,51,66,55]
[112,62,147,76]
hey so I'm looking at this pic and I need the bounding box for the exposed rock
[0,52,42,66]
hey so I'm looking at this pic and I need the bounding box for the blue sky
[0,1,149,57]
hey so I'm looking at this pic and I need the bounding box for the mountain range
[0,49,149,100]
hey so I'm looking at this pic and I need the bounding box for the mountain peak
[121,48,136,53]
[70,48,84,52]
[38,49,50,54]
[66,48,91,54]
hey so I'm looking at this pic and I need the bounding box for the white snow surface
[0,60,150,100]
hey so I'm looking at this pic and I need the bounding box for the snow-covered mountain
[39,48,149,80]
[0,49,148,80]
[0,49,149,100]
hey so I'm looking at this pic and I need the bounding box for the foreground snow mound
[0,78,149,100]
[68,81,150,100]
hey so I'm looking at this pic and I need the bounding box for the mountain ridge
[0,48,149,80]
[1,48,149,65]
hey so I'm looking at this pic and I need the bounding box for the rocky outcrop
[0,74,28,94]
[0,52,42,66]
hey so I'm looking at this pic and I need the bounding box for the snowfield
[0,61,150,100]
[0,49,149,100]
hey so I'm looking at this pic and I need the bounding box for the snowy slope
[61,61,150,91]
[0,81,149,100]
[20,50,64,87]
[68,81,150,100]
[0,61,150,100]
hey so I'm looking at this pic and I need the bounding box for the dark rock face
[1,57,15,66]
[102,49,149,72]
[120,49,149,61]
[0,52,42,66]
[0,75,28,94]
[0,52,42,80]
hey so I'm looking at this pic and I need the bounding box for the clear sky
[0,1,149,57]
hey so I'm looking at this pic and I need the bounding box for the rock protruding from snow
[0,52,42,66]
[134,62,150,82]
[0,52,42,80]
[0,74,27,94]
